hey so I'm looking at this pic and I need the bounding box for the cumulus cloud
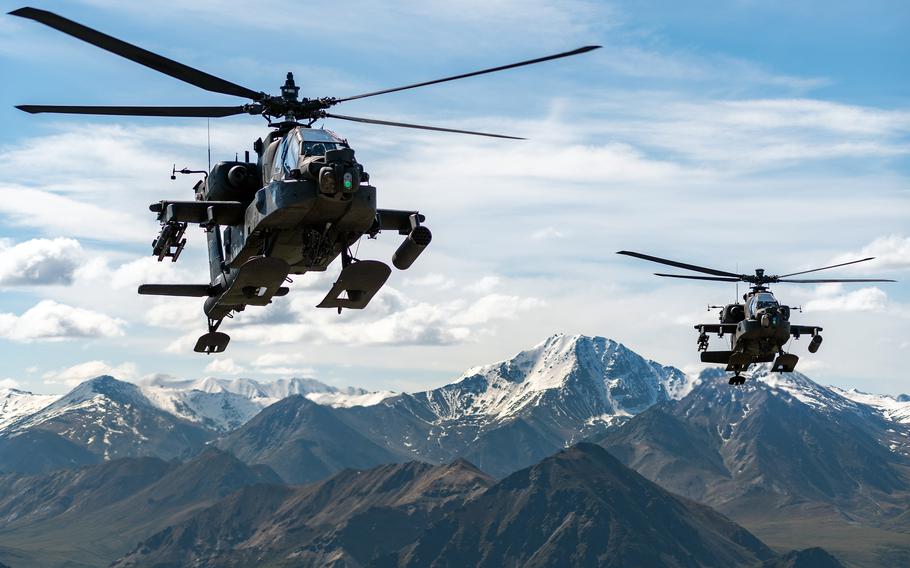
[204,358,245,375]
[0,184,148,243]
[833,235,910,272]
[0,300,126,341]
[804,285,888,313]
[0,378,21,389]
[0,238,83,286]
[43,360,138,387]
[227,286,545,347]
[466,276,502,294]
[403,273,454,290]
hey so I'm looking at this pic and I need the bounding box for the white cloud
[251,352,308,367]
[804,285,889,313]
[0,184,148,243]
[226,283,544,347]
[0,238,83,286]
[43,360,138,387]
[530,227,566,241]
[203,358,245,375]
[108,256,204,290]
[0,300,126,342]
[467,276,501,294]
[833,235,910,272]
[586,97,910,172]
[403,273,454,290]
[0,378,21,389]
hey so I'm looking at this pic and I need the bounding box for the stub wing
[790,325,822,337]
[695,323,738,335]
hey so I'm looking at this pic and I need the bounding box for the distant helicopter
[10,7,599,354]
[617,251,895,385]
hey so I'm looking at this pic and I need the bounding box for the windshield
[751,293,778,313]
[302,141,341,156]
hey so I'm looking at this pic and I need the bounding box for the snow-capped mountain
[6,376,214,461]
[0,388,59,430]
[417,333,693,424]
[219,334,700,480]
[138,376,394,431]
[830,386,910,424]
[0,375,393,474]
[598,366,910,566]
[600,366,910,515]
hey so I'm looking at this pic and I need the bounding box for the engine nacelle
[392,226,432,270]
[721,304,745,324]
[204,161,260,202]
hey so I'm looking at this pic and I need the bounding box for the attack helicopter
[617,251,895,385]
[10,6,599,353]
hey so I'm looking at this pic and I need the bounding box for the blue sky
[0,0,908,395]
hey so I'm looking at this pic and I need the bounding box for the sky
[0,0,908,396]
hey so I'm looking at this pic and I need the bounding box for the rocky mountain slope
[114,459,493,567]
[394,444,774,568]
[0,448,279,568]
[115,445,807,568]
[597,367,910,567]
[217,395,403,484]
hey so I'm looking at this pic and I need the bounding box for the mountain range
[0,333,906,566]
[217,334,695,481]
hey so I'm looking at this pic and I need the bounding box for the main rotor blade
[17,105,247,117]
[654,273,741,282]
[10,7,261,100]
[777,278,897,283]
[617,251,741,278]
[336,45,601,103]
[324,113,524,139]
[778,257,877,278]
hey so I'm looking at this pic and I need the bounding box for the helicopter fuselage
[696,288,822,383]
[142,126,430,352]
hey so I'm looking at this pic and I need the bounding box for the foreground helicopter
[617,251,895,385]
[11,7,599,353]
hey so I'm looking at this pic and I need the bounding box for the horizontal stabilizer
[138,284,215,297]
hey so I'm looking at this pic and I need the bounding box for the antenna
[735,262,739,302]
[206,118,212,171]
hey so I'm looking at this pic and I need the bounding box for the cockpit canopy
[269,127,348,182]
[301,128,345,157]
[747,292,779,317]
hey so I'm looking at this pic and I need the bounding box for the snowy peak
[831,387,910,424]
[139,376,394,432]
[189,376,379,401]
[0,388,58,430]
[10,376,157,432]
[54,375,150,408]
[428,334,694,422]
